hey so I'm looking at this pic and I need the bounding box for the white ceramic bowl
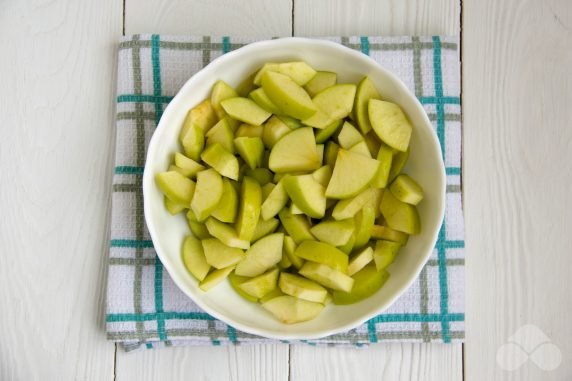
[143,37,445,340]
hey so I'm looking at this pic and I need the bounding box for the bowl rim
[143,36,446,340]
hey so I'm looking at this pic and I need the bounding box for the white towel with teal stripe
[107,35,464,351]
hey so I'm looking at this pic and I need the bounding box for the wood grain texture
[125,0,293,36]
[294,0,459,36]
[0,0,121,380]
[291,344,463,381]
[116,344,289,381]
[464,0,572,379]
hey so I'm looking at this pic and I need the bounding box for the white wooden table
[1,0,570,380]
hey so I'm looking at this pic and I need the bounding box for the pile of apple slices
[155,61,425,324]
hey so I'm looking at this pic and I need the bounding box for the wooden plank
[125,0,293,36]
[116,344,289,381]
[463,0,572,379]
[0,0,121,379]
[294,0,459,36]
[291,344,463,381]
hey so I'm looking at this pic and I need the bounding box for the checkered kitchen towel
[107,35,464,351]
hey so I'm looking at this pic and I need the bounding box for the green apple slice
[315,119,343,144]
[164,197,187,215]
[279,251,292,269]
[206,118,235,154]
[235,123,264,138]
[353,206,376,249]
[211,178,238,223]
[277,115,303,129]
[325,149,379,199]
[310,219,355,247]
[234,136,264,170]
[312,165,332,187]
[246,168,273,186]
[283,175,326,218]
[354,76,381,134]
[200,143,239,180]
[337,121,364,149]
[301,109,335,129]
[261,71,317,120]
[312,84,357,120]
[370,143,393,188]
[235,233,284,277]
[201,238,245,269]
[316,144,324,165]
[269,128,321,173]
[253,63,280,85]
[181,99,218,135]
[221,97,271,126]
[261,183,275,201]
[294,240,348,273]
[204,218,250,249]
[277,62,317,86]
[262,295,324,324]
[373,240,401,270]
[364,130,382,157]
[299,262,354,292]
[191,168,223,221]
[283,235,304,269]
[369,99,412,152]
[279,273,327,303]
[211,80,238,119]
[390,174,424,205]
[179,122,204,161]
[235,176,262,241]
[156,171,195,205]
[169,164,193,178]
[332,264,389,305]
[259,288,285,303]
[236,70,257,97]
[388,147,410,183]
[336,233,355,255]
[228,272,258,302]
[324,141,339,168]
[278,209,315,244]
[290,202,304,215]
[331,187,379,220]
[251,217,280,243]
[249,87,283,115]
[370,225,409,245]
[174,153,205,179]
[347,247,374,276]
[379,189,421,234]
[182,235,211,281]
[304,71,337,97]
[262,116,292,149]
[261,180,289,220]
[199,266,235,291]
[187,210,212,239]
[238,267,279,298]
[348,141,372,158]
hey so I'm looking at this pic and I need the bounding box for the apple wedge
[211,80,238,119]
[389,174,424,205]
[261,71,317,120]
[337,121,364,149]
[182,235,211,281]
[199,266,235,291]
[332,264,389,305]
[238,268,279,298]
[251,217,280,242]
[370,225,409,245]
[262,116,292,149]
[369,99,412,152]
[191,168,223,221]
[201,143,239,180]
[206,118,235,154]
[249,87,284,115]
[304,71,337,97]
[354,76,381,134]
[347,247,374,276]
[279,273,328,303]
[388,147,410,183]
[370,143,393,188]
[164,197,187,215]
[221,97,271,126]
[298,262,354,292]
[204,218,250,249]
[211,178,238,223]
[310,219,355,247]
[311,84,356,120]
[179,122,204,161]
[201,238,245,269]
[278,209,315,244]
[269,127,321,173]
[228,273,258,303]
[379,189,421,235]
[262,295,324,324]
[373,240,401,271]
[325,149,379,199]
[315,119,343,144]
[283,175,327,218]
[283,235,304,269]
[155,171,195,205]
[235,176,262,241]
[234,136,264,170]
[294,240,348,273]
[261,180,289,220]
[235,233,284,277]
[331,187,380,220]
[174,152,205,179]
[353,206,376,249]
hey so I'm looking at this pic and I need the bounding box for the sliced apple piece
[261,183,275,201]
[294,240,348,273]
[238,268,279,298]
[332,264,389,304]
[312,165,332,187]
[353,206,376,249]
[364,130,382,157]
[236,70,257,97]
[369,99,412,152]
[315,119,343,144]
[324,141,339,168]
[370,225,409,245]
[246,168,273,186]
[331,187,379,220]
[174,152,205,179]
[228,272,258,302]
[277,62,317,86]
[262,295,324,324]
[337,121,364,149]
[205,218,250,249]
[187,210,211,239]
[370,143,393,188]
[290,202,305,215]
[269,127,321,173]
[235,123,264,138]
[304,71,337,97]
[354,77,381,134]
[261,71,317,120]
[234,136,264,170]
[283,235,304,269]
[388,147,410,183]
[312,84,356,120]
[211,80,238,118]
[235,176,262,241]
[347,247,374,276]
[211,178,238,223]
[251,217,280,242]
[336,233,355,255]
[200,143,239,180]
[299,262,354,292]
[379,189,421,234]
[279,273,327,303]
[156,171,195,205]
[206,118,235,153]
[262,115,292,149]
[373,240,401,270]
[191,168,223,221]
[310,219,355,247]
[235,233,284,277]
[164,197,187,215]
[253,63,280,85]
[283,175,326,218]
[201,238,245,269]
[220,97,271,126]
[182,235,211,281]
[278,209,315,244]
[390,174,424,205]
[325,149,379,199]
[348,141,372,158]
[259,288,286,304]
[249,87,283,115]
[277,115,303,130]
[261,180,289,220]
[199,266,235,291]
[181,100,218,135]
[301,109,335,129]
[179,122,204,161]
